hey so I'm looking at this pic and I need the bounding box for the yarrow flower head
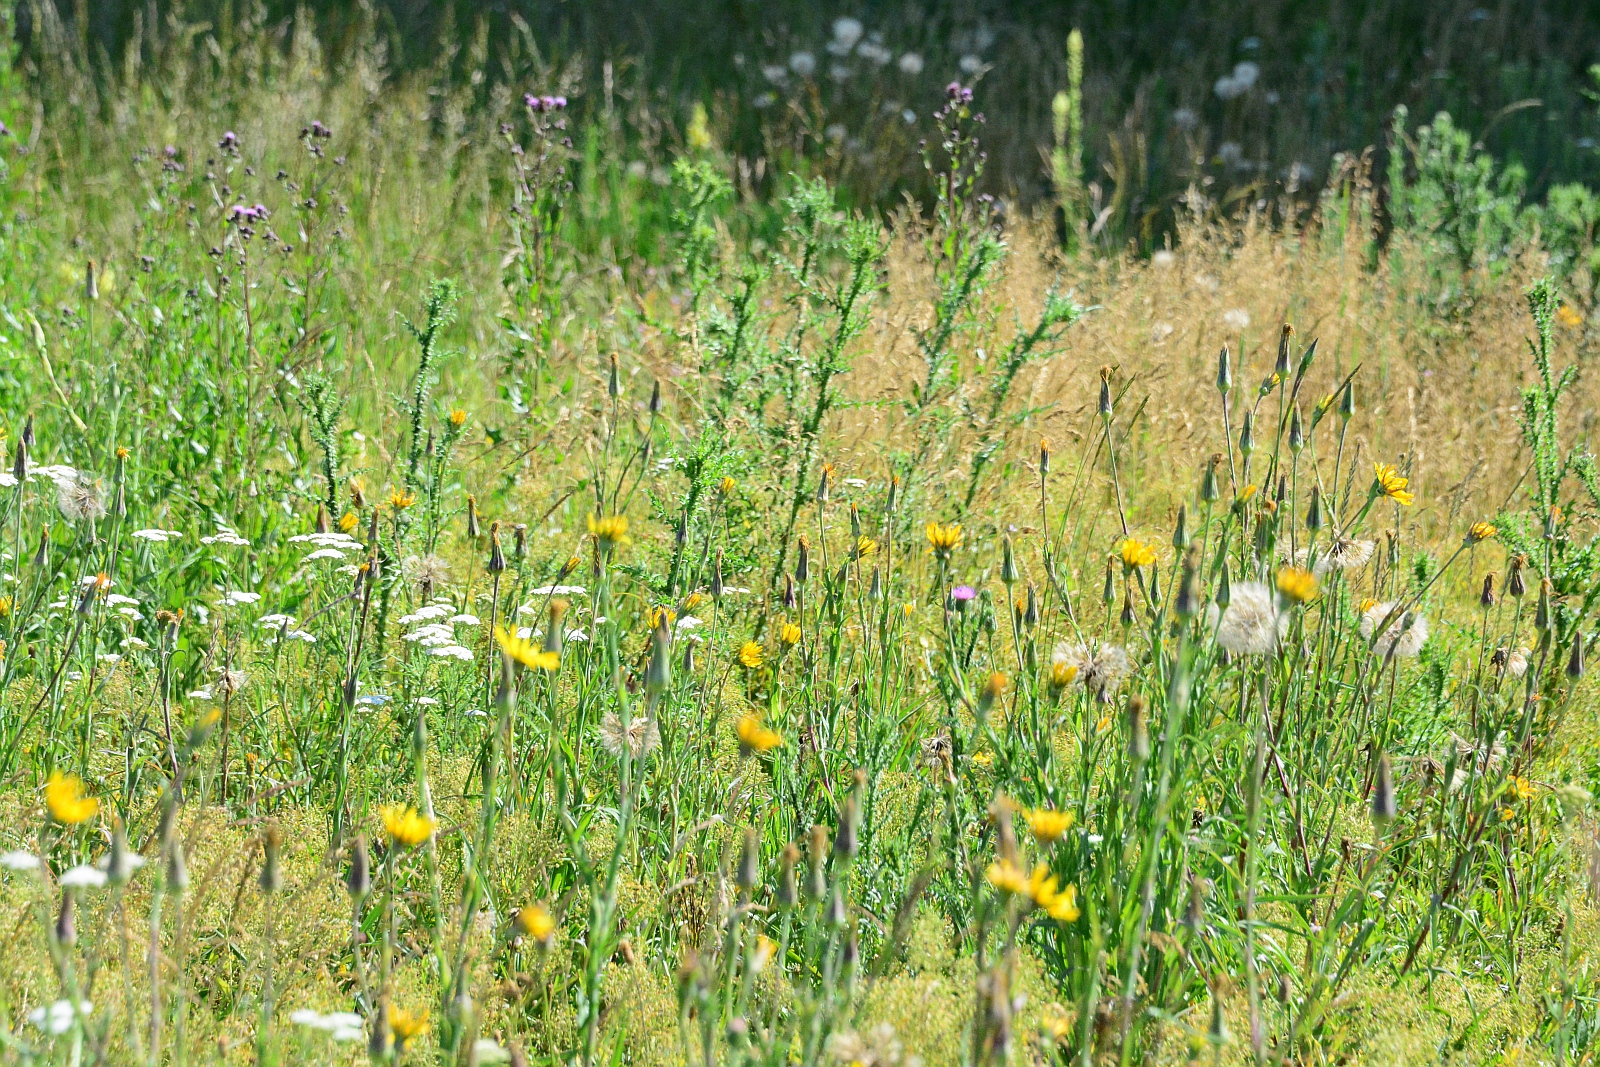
[1371,463,1415,506]
[1214,582,1287,655]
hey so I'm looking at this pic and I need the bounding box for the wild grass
[0,9,1599,1067]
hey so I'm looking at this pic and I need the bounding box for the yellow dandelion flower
[495,625,559,671]
[1358,597,1379,616]
[387,1005,429,1052]
[985,858,1030,896]
[0,597,11,617]
[514,903,556,945]
[380,804,436,848]
[1040,880,1080,923]
[448,408,468,427]
[1095,713,1113,736]
[1024,808,1076,844]
[1238,484,1259,502]
[682,592,704,612]
[902,602,915,618]
[44,770,99,825]
[1556,304,1583,328]
[337,510,359,533]
[1468,521,1496,544]
[735,714,782,755]
[719,476,736,494]
[1275,566,1319,604]
[854,536,877,559]
[737,641,765,669]
[1047,661,1078,690]
[1509,776,1534,801]
[779,622,803,647]
[926,522,963,557]
[1372,463,1415,507]
[587,514,631,553]
[388,488,417,510]
[1118,538,1156,569]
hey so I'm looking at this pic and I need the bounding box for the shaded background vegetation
[31,0,1600,237]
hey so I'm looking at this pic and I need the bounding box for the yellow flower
[778,622,803,647]
[985,858,1030,896]
[737,641,765,669]
[387,1005,429,1052]
[750,934,777,974]
[588,514,631,553]
[337,510,359,533]
[1499,806,1517,822]
[1118,538,1156,569]
[735,714,782,755]
[495,625,559,671]
[1038,879,1080,923]
[1275,566,1319,604]
[902,603,915,618]
[1047,661,1078,690]
[448,408,467,427]
[648,606,677,630]
[0,597,11,617]
[978,672,1009,714]
[388,489,417,510]
[926,521,963,557]
[1557,304,1583,328]
[1024,808,1076,844]
[1094,713,1113,736]
[1509,776,1534,802]
[44,770,99,825]
[854,536,877,559]
[380,804,437,848]
[682,592,704,612]
[719,476,736,494]
[514,903,556,945]
[1358,597,1379,616]
[1372,463,1415,507]
[1468,521,1496,544]
[1238,484,1259,502]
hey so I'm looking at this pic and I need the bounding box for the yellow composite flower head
[735,714,782,755]
[1047,661,1078,691]
[738,641,765,669]
[1038,879,1081,923]
[1024,807,1076,844]
[337,510,359,533]
[1509,775,1534,802]
[495,625,560,671]
[1118,538,1156,569]
[926,521,963,556]
[1372,463,1415,507]
[1468,521,1496,544]
[514,903,556,944]
[587,514,632,552]
[387,1005,429,1051]
[854,536,878,559]
[388,488,417,510]
[1557,304,1583,328]
[380,804,437,848]
[719,475,736,494]
[44,770,99,825]
[778,622,803,647]
[448,408,468,427]
[985,858,1030,896]
[1275,566,1319,604]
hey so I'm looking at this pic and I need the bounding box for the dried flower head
[1360,601,1429,658]
[1214,583,1286,655]
[1053,640,1130,697]
[599,710,660,762]
[56,472,108,523]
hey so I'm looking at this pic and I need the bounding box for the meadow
[2,6,1600,1067]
